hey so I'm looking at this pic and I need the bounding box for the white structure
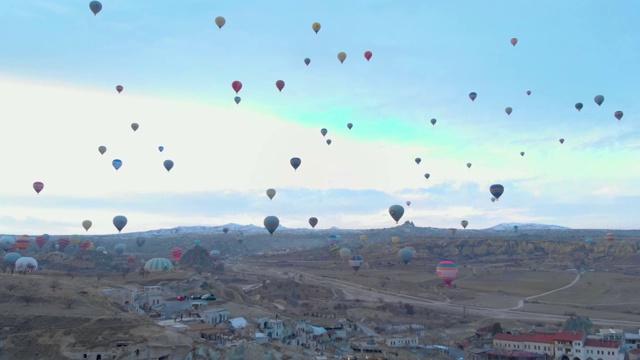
[256,317,286,340]
[200,308,229,324]
[582,339,623,360]
[385,335,419,347]
[143,286,164,310]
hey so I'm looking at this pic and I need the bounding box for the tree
[404,303,416,315]
[492,322,503,335]
[6,283,18,293]
[64,297,75,309]
[564,316,593,333]
[22,295,33,305]
[50,280,61,292]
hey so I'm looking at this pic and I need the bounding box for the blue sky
[0,1,638,235]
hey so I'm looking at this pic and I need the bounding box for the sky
[0,0,638,235]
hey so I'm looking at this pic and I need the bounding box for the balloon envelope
[437,260,459,286]
[415,158,421,165]
[364,51,372,61]
[232,81,242,94]
[505,107,513,115]
[489,184,504,200]
[89,1,102,15]
[388,205,405,224]
[82,220,92,231]
[575,102,583,111]
[163,160,174,172]
[304,58,311,66]
[158,146,164,152]
[275,80,285,92]
[337,52,347,63]
[614,111,623,120]
[321,128,328,137]
[266,188,276,200]
[461,220,469,229]
[15,257,38,273]
[312,22,321,33]
[290,157,301,171]
[430,118,436,125]
[234,96,241,104]
[398,247,414,265]
[594,95,604,106]
[98,145,106,155]
[469,92,477,101]
[113,215,128,233]
[215,16,226,29]
[145,258,173,271]
[131,123,139,131]
[348,255,364,272]
[347,123,353,130]
[112,159,122,170]
[308,217,318,228]
[116,85,123,93]
[510,37,518,46]
[264,216,280,235]
[33,181,44,194]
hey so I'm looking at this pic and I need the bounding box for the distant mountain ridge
[484,222,571,231]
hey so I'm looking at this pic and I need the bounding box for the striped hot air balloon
[171,247,183,261]
[436,261,459,286]
[15,235,31,252]
[144,258,173,272]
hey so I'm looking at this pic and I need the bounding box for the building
[582,339,623,360]
[493,332,585,358]
[466,346,492,360]
[142,286,164,311]
[256,317,286,340]
[385,336,419,347]
[101,287,137,310]
[200,308,230,325]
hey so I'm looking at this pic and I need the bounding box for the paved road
[230,262,640,328]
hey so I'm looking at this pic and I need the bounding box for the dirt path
[509,271,582,310]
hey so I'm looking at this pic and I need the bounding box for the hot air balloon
[158,146,164,152]
[98,145,106,155]
[234,96,241,104]
[424,173,430,179]
[510,37,518,46]
[348,255,364,272]
[171,247,183,261]
[3,252,21,268]
[339,248,352,260]
[469,92,477,101]
[113,215,127,233]
[264,216,279,235]
[388,205,405,224]
[614,111,623,121]
[33,181,44,194]
[275,80,285,92]
[391,236,400,245]
[266,188,276,200]
[364,51,372,61]
[312,22,321,34]
[437,261,459,286]
[215,16,226,29]
[116,85,123,93]
[327,235,341,248]
[136,237,145,247]
[594,95,604,106]
[15,235,30,252]
[82,220,92,232]
[320,128,328,137]
[489,184,504,200]
[15,257,38,273]
[466,163,472,169]
[232,81,242,94]
[89,1,102,16]
[491,197,496,203]
[290,157,301,171]
[304,58,311,66]
[461,220,469,229]
[127,255,136,265]
[505,107,513,116]
[514,225,519,233]
[222,227,229,234]
[526,90,531,96]
[415,158,421,165]
[114,244,125,255]
[1,236,15,251]
[559,138,565,144]
[145,258,173,271]
[163,160,174,172]
[337,52,347,64]
[326,139,332,145]
[194,240,201,247]
[35,235,47,249]
[308,217,318,228]
[57,237,70,252]
[359,235,367,243]
[430,118,436,126]
[210,250,221,262]
[520,151,525,157]
[347,123,353,130]
[406,201,411,207]
[575,103,583,111]
[398,247,414,265]
[112,159,122,170]
[131,123,139,131]
[605,233,615,243]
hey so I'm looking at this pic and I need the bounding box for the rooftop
[584,339,621,349]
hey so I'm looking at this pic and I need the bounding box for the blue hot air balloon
[89,1,102,16]
[113,215,128,233]
[158,146,164,152]
[112,159,122,170]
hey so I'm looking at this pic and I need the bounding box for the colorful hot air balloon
[489,184,504,200]
[112,159,122,170]
[391,236,400,245]
[364,51,372,61]
[469,92,477,101]
[15,257,38,273]
[450,228,457,235]
[145,258,173,271]
[264,216,280,235]
[430,118,436,126]
[312,22,321,34]
[359,235,367,243]
[232,81,242,94]
[415,158,421,165]
[163,160,174,172]
[339,247,352,260]
[290,157,301,171]
[98,145,107,155]
[89,1,102,16]
[337,52,347,64]
[116,85,123,93]
[57,237,70,252]
[605,233,615,243]
[505,107,513,116]
[15,235,30,252]
[559,138,565,144]
[594,95,604,106]
[398,247,414,265]
[308,217,318,228]
[510,37,518,46]
[348,255,364,272]
[304,58,311,66]
[82,220,92,232]
[33,181,44,194]
[35,235,47,249]
[127,255,136,265]
[266,188,276,200]
[347,123,353,130]
[210,250,221,262]
[614,111,623,121]
[113,215,127,233]
[388,205,405,224]
[275,80,285,92]
[234,96,241,105]
[171,247,183,261]
[575,102,583,111]
[215,16,226,29]
[437,261,459,286]
[461,220,469,229]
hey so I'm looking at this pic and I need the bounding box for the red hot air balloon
[15,235,30,251]
[231,81,242,94]
[58,237,70,252]
[127,255,137,265]
[35,235,47,249]
[364,51,372,61]
[171,247,183,261]
[275,80,285,92]
[81,241,91,251]
[116,85,123,93]
[33,181,44,194]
